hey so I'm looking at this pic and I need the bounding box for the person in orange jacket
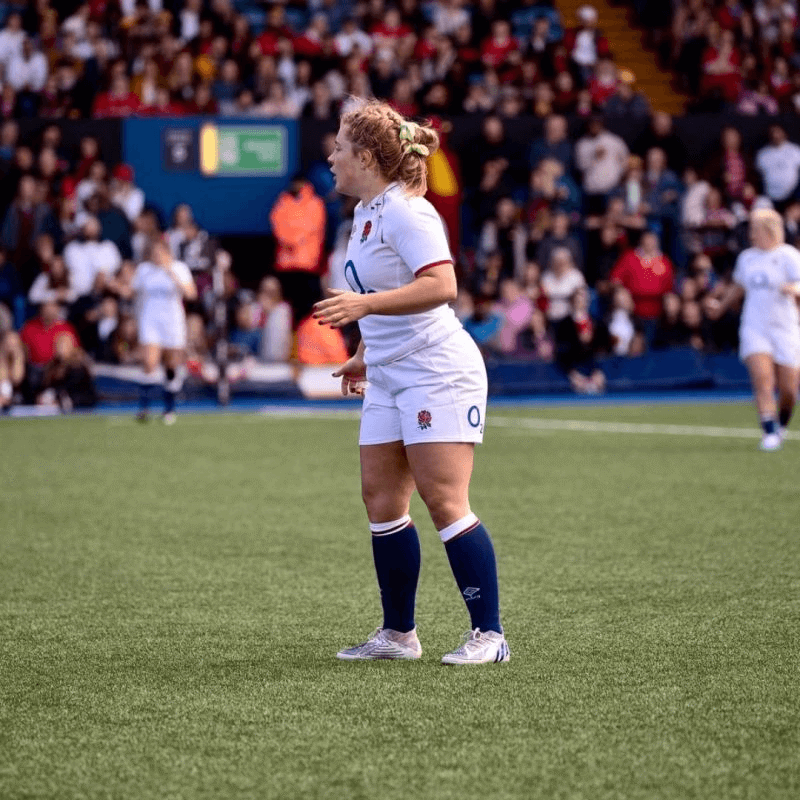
[269,175,326,324]
[295,312,349,365]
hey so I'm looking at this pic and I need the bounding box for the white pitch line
[105,409,796,441]
[105,407,361,426]
[488,416,799,440]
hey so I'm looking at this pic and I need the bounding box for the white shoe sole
[336,650,421,661]
[441,639,511,665]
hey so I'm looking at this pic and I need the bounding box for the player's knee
[361,482,384,514]
[417,486,465,529]
[361,482,398,520]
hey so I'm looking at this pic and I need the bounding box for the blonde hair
[750,208,785,246]
[340,98,439,197]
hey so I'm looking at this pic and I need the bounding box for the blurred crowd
[3,1,800,407]
[668,0,800,114]
[2,1,800,122]
[0,0,623,121]
[412,109,800,393]
[0,118,354,410]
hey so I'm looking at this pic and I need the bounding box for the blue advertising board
[123,117,299,235]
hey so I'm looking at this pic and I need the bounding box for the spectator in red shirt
[20,298,82,404]
[371,7,414,59]
[293,14,329,59]
[588,57,618,108]
[610,231,675,344]
[700,28,742,103]
[768,55,793,108]
[481,19,518,70]
[716,0,747,30]
[140,86,186,116]
[256,5,294,57]
[21,300,79,368]
[185,82,218,115]
[706,126,750,202]
[92,74,141,118]
[414,23,438,62]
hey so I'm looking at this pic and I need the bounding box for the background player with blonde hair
[715,208,800,450]
[133,238,197,424]
[314,99,509,665]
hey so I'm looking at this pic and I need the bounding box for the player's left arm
[313,264,457,327]
[779,246,800,297]
[166,261,198,301]
[780,282,800,297]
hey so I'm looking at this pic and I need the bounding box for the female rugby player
[133,238,197,423]
[314,99,509,665]
[715,208,800,450]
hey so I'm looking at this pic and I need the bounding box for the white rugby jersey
[733,244,800,331]
[133,259,192,323]
[345,182,461,365]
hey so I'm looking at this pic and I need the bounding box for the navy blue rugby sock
[164,368,176,414]
[761,417,777,435]
[138,376,157,412]
[441,514,502,634]
[779,407,793,429]
[370,516,421,633]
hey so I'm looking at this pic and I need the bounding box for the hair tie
[398,122,419,143]
[406,142,429,157]
[398,123,429,157]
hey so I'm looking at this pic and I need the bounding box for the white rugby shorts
[739,325,800,368]
[359,328,488,446]
[138,313,187,350]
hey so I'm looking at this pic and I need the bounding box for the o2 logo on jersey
[467,405,483,433]
[344,259,375,295]
[750,271,769,289]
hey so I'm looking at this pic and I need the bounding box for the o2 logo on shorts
[467,405,484,433]
[417,410,432,430]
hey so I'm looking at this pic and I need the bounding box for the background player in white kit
[715,209,800,450]
[314,99,509,665]
[133,238,197,424]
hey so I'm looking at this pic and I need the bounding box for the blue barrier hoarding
[124,117,299,235]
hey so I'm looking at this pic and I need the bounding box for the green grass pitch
[2,402,799,800]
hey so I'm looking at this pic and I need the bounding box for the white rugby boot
[760,432,782,451]
[441,628,510,665]
[336,628,421,661]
